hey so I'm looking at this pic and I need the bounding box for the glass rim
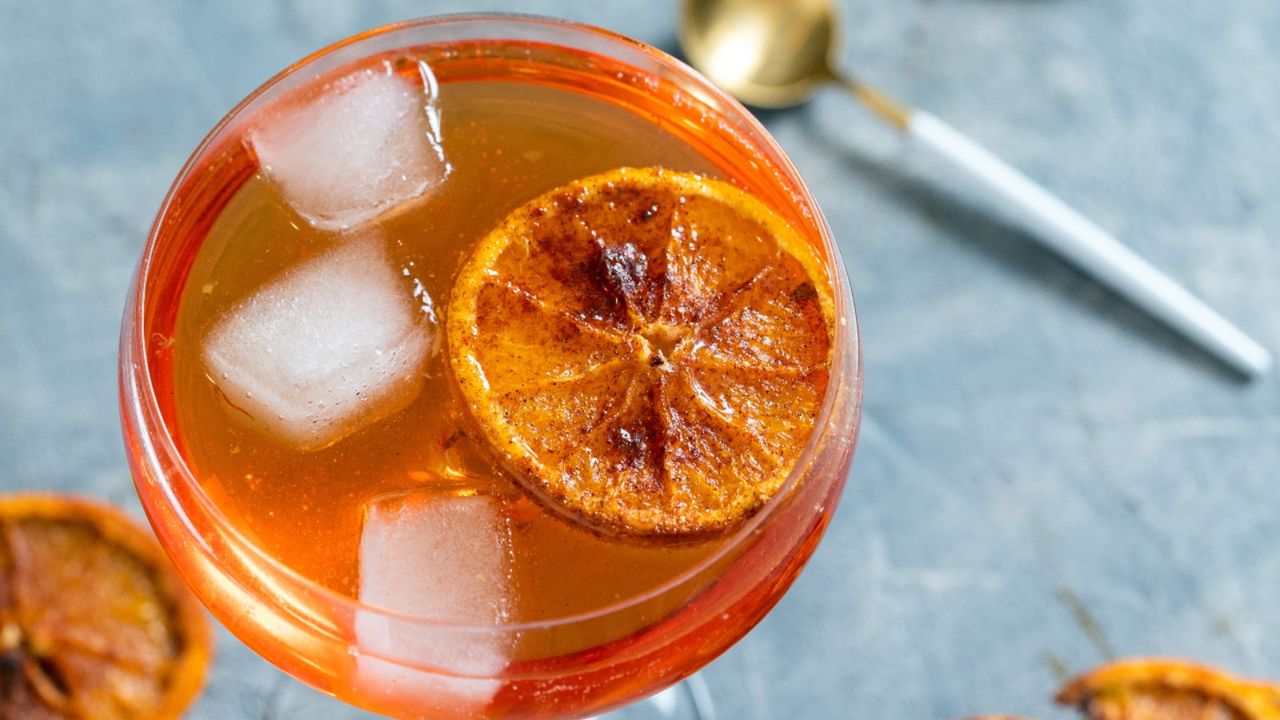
[124,12,862,635]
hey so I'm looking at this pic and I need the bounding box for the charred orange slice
[0,494,211,719]
[1056,658,1280,719]
[447,167,835,539]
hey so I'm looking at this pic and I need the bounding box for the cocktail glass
[119,14,861,719]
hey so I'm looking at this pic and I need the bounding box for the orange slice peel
[0,494,211,719]
[1056,657,1280,719]
[447,167,835,539]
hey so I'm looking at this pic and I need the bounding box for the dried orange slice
[0,494,211,719]
[1056,658,1280,719]
[447,167,835,539]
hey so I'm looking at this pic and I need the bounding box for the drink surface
[165,42,832,645]
[173,77,727,623]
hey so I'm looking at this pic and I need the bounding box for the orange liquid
[174,79,728,625]
[135,38,852,718]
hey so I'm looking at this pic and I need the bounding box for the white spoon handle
[907,110,1271,377]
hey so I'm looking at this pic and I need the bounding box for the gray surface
[2,1,1278,718]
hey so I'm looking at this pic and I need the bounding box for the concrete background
[2,1,1279,717]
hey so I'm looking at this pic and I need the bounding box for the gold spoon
[679,0,1271,378]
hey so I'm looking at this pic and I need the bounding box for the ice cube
[249,63,449,230]
[355,493,512,714]
[202,235,432,451]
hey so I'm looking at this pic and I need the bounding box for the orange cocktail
[120,15,860,719]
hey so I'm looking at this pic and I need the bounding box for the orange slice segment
[0,494,211,719]
[1056,658,1280,719]
[447,167,835,539]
